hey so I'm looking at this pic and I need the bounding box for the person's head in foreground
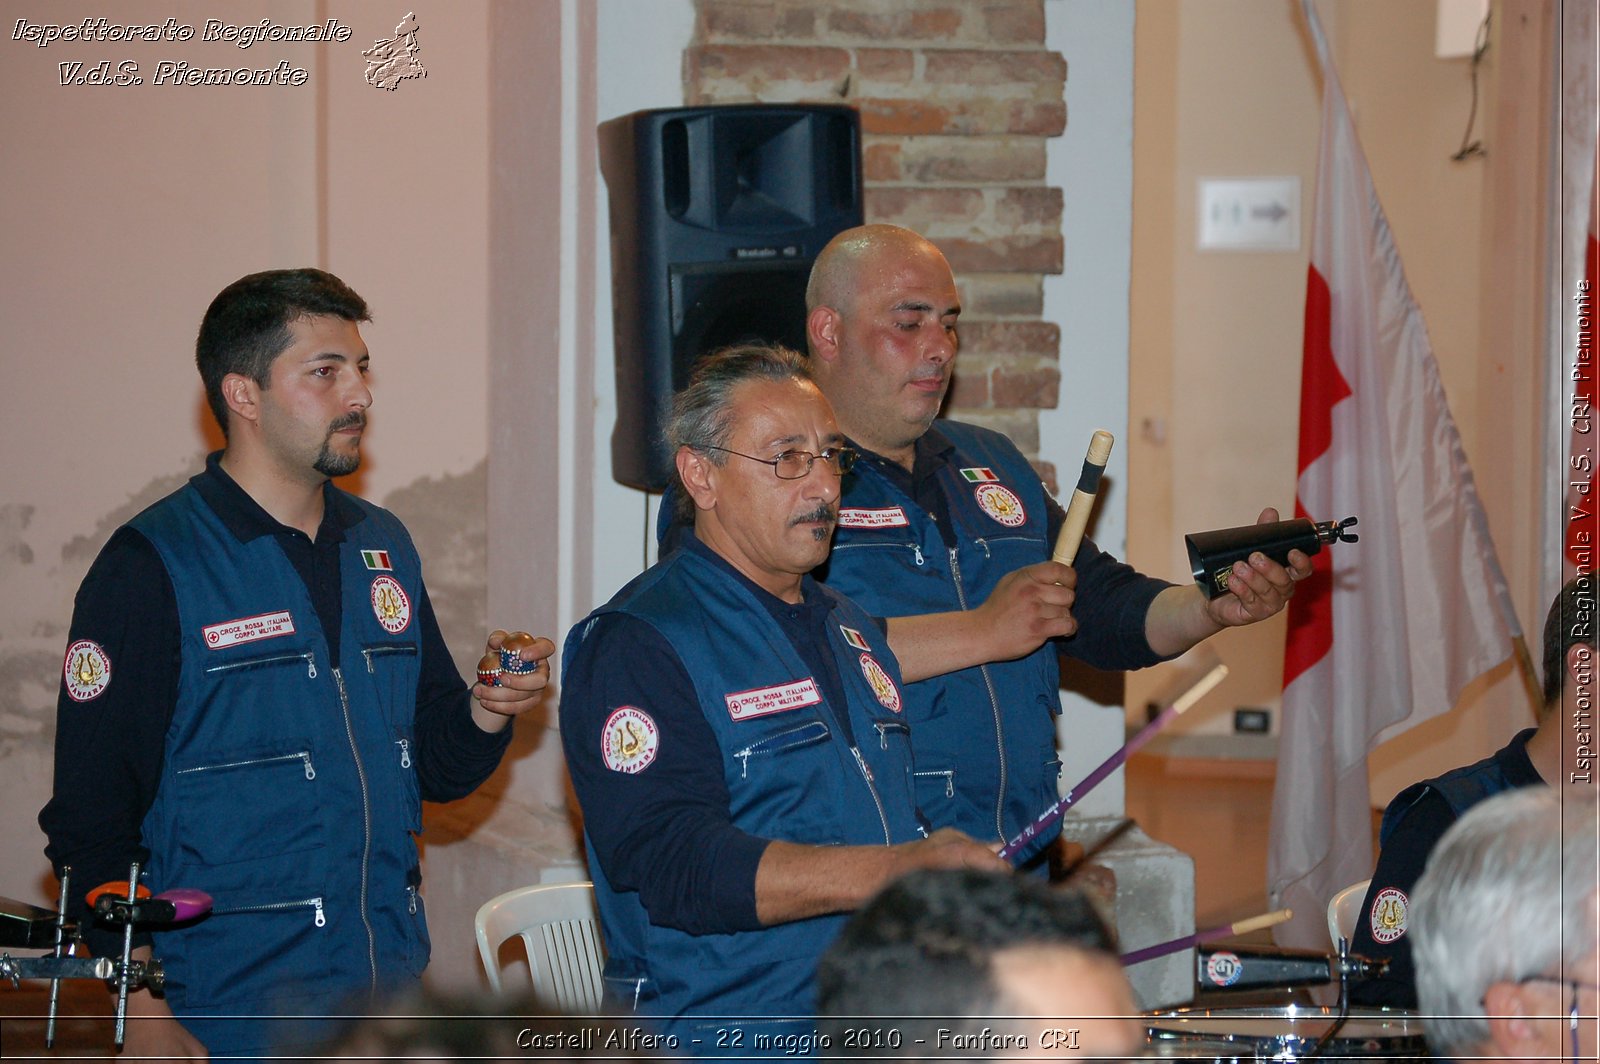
[1412,786,1598,1063]
[816,868,1142,1060]
[314,989,648,1062]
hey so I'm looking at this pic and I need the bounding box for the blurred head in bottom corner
[816,867,1143,1061]
[1412,787,1599,1064]
[310,988,667,1063]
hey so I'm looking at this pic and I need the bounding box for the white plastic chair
[1326,878,1372,948]
[474,882,606,1013]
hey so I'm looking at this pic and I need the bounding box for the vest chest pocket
[173,743,322,867]
[360,641,417,673]
[358,641,420,724]
[726,719,845,845]
[967,532,1047,570]
[871,717,920,817]
[871,718,910,751]
[730,719,830,778]
[913,767,959,819]
[357,641,422,828]
[202,648,318,679]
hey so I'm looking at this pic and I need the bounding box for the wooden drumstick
[1120,907,1294,967]
[1053,430,1114,566]
[1225,908,1294,937]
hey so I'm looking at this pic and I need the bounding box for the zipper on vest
[915,768,956,799]
[406,885,418,915]
[215,895,325,927]
[909,543,925,566]
[175,750,315,781]
[849,745,892,845]
[396,738,411,769]
[731,720,829,780]
[204,650,317,679]
[331,667,378,998]
[973,537,992,559]
[949,547,1008,844]
[874,720,909,751]
[362,643,418,674]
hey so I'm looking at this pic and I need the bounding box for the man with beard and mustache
[562,344,1064,1047]
[40,268,556,1060]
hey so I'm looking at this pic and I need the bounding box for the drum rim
[1143,1005,1427,1054]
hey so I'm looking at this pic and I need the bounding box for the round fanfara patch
[63,640,112,703]
[974,483,1027,527]
[370,575,412,634]
[858,653,902,713]
[1205,950,1243,988]
[1369,887,1409,943]
[602,706,659,774]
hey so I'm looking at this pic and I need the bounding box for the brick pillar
[687,0,1066,489]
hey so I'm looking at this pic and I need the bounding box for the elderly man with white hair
[1411,787,1598,1063]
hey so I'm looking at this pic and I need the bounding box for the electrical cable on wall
[1451,8,1490,162]
[642,489,653,572]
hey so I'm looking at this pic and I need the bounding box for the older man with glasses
[1412,787,1598,1064]
[560,344,1075,1051]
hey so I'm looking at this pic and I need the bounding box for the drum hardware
[1194,939,1387,995]
[1157,937,1405,1061]
[1145,1004,1424,1062]
[1301,936,1388,1060]
[0,865,211,1049]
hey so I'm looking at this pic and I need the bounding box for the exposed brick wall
[687,0,1065,489]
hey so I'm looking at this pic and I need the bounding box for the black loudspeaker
[599,104,864,490]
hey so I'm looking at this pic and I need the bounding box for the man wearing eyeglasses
[561,344,1058,1048]
[1411,786,1597,1064]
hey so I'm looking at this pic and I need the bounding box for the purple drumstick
[1120,908,1293,966]
[998,662,1228,863]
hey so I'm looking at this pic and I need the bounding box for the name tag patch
[202,610,296,650]
[725,678,822,721]
[838,507,910,529]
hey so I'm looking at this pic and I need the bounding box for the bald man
[800,224,1308,865]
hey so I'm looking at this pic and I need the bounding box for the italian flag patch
[960,467,999,483]
[361,549,393,571]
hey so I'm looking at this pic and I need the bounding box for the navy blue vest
[1378,728,1538,847]
[565,548,925,1037]
[817,420,1061,856]
[130,484,427,1052]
